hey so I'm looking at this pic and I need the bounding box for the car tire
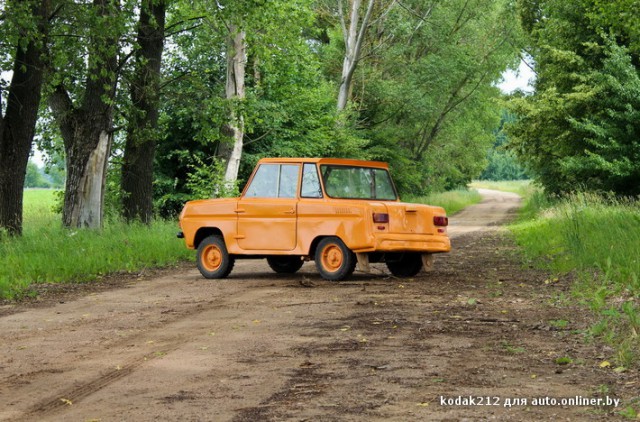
[197,235,235,279]
[386,253,423,277]
[267,256,304,274]
[315,237,356,281]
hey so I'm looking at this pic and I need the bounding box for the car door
[236,163,299,251]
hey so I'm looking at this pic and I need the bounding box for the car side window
[244,164,299,198]
[279,164,299,198]
[301,163,322,198]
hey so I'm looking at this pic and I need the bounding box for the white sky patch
[498,56,536,94]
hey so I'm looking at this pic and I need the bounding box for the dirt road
[0,190,636,421]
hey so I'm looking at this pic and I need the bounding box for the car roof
[256,157,389,169]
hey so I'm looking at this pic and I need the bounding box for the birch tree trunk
[221,27,246,189]
[0,0,50,236]
[336,0,375,111]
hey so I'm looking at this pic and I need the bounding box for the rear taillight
[433,216,448,226]
[372,212,389,223]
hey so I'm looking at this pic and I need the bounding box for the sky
[497,58,536,94]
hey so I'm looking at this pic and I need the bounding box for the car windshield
[320,165,397,200]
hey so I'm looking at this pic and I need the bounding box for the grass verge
[510,190,640,367]
[406,188,483,215]
[0,190,192,300]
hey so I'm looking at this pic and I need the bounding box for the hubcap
[321,244,343,272]
[202,244,222,271]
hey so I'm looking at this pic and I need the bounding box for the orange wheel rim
[202,244,223,272]
[321,244,343,272]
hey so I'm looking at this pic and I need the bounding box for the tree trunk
[48,0,119,229]
[336,0,375,111]
[63,127,112,228]
[0,0,50,236]
[221,27,246,189]
[121,0,166,223]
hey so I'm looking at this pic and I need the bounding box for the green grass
[0,190,192,300]
[510,191,640,366]
[406,188,483,215]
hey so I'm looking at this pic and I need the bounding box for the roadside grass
[406,188,483,215]
[0,190,192,300]
[510,191,640,367]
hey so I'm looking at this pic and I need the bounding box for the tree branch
[117,49,136,74]
[167,22,203,38]
[49,3,64,21]
[159,70,192,91]
[165,15,206,33]
[243,129,273,146]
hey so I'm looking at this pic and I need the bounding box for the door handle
[284,208,296,214]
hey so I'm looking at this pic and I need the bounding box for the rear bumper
[354,233,451,253]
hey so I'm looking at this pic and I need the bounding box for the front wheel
[386,253,423,277]
[267,256,304,274]
[197,235,235,279]
[314,237,356,281]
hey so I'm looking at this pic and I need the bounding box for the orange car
[178,158,450,280]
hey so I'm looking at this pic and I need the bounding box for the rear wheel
[386,253,423,277]
[197,235,235,279]
[315,237,356,281]
[267,256,304,274]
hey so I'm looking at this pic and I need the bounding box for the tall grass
[0,190,192,300]
[406,188,483,215]
[511,192,640,366]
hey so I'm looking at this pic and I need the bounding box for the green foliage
[0,0,48,73]
[23,161,50,188]
[507,0,640,196]
[185,156,239,199]
[480,112,529,181]
[338,0,523,195]
[481,148,529,181]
